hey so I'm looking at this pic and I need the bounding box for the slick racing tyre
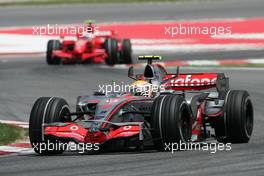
[120,39,132,64]
[29,97,71,155]
[46,40,61,65]
[151,95,192,151]
[215,90,253,143]
[104,38,118,65]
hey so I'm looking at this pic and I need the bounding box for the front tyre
[29,97,71,155]
[151,95,192,151]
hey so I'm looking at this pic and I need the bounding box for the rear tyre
[46,40,61,65]
[29,97,71,155]
[215,90,254,143]
[151,95,192,151]
[104,38,118,65]
[120,39,132,64]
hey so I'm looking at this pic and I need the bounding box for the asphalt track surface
[0,0,264,27]
[0,0,264,175]
[1,56,264,176]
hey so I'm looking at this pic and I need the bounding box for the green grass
[0,123,28,145]
[0,0,194,6]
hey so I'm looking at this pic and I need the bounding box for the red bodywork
[164,73,218,90]
[45,124,140,144]
[52,31,123,64]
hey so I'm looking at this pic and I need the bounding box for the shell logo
[70,125,79,131]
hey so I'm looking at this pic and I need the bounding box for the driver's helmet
[130,80,153,97]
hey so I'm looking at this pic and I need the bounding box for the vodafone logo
[169,75,217,86]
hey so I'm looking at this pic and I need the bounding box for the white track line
[0,146,32,153]
[0,120,29,128]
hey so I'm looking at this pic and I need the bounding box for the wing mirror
[128,66,137,80]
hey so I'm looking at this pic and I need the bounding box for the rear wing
[163,73,229,91]
[129,55,229,92]
[138,55,162,64]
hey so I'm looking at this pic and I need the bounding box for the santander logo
[167,74,217,87]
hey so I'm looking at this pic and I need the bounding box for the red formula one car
[29,56,254,155]
[46,25,132,65]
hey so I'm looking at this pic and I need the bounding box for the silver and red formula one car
[29,56,254,155]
